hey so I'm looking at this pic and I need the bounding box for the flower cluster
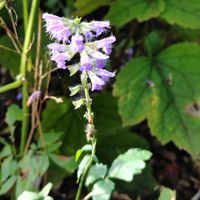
[43,13,115,91]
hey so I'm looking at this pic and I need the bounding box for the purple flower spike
[88,71,105,91]
[71,34,84,53]
[43,13,116,91]
[95,59,106,69]
[80,51,92,71]
[92,21,110,37]
[95,68,115,81]
[43,13,71,42]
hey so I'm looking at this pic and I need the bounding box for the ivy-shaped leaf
[114,42,200,157]
[161,0,200,29]
[108,148,152,182]
[106,0,165,27]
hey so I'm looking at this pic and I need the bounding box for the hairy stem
[20,0,38,154]
[75,76,97,200]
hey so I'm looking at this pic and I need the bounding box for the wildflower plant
[43,13,151,200]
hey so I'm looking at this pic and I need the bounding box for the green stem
[0,80,22,94]
[75,139,96,200]
[20,0,39,155]
[23,0,29,33]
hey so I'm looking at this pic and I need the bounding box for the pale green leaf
[114,42,200,157]
[17,191,40,200]
[92,179,115,200]
[77,155,90,181]
[108,148,152,181]
[76,144,92,161]
[106,0,165,27]
[0,175,17,195]
[161,0,200,29]
[39,183,53,196]
[85,163,107,186]
[158,187,176,200]
[1,156,18,183]
[0,0,5,10]
[0,144,12,159]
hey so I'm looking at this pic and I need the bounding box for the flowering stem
[75,76,97,200]
[20,0,38,155]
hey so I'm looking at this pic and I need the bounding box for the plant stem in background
[20,0,38,154]
[0,80,22,93]
[23,0,29,33]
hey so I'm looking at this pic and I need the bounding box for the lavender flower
[43,13,116,91]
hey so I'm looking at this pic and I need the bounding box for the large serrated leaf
[161,0,200,29]
[114,42,200,157]
[108,148,152,182]
[106,0,165,27]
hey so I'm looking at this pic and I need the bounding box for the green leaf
[108,148,152,182]
[161,0,200,29]
[69,85,81,96]
[85,163,108,186]
[41,98,86,154]
[158,187,176,200]
[0,144,12,159]
[106,0,165,27]
[38,131,64,152]
[77,155,90,181]
[114,42,200,157]
[39,183,53,196]
[72,98,85,109]
[49,154,76,173]
[74,0,111,16]
[144,31,165,55]
[92,179,115,200]
[0,0,5,10]
[5,104,22,134]
[17,191,40,200]
[0,175,17,195]
[1,156,18,183]
[76,144,92,161]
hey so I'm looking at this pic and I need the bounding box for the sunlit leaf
[158,187,176,200]
[92,179,115,200]
[85,163,107,186]
[108,148,152,182]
